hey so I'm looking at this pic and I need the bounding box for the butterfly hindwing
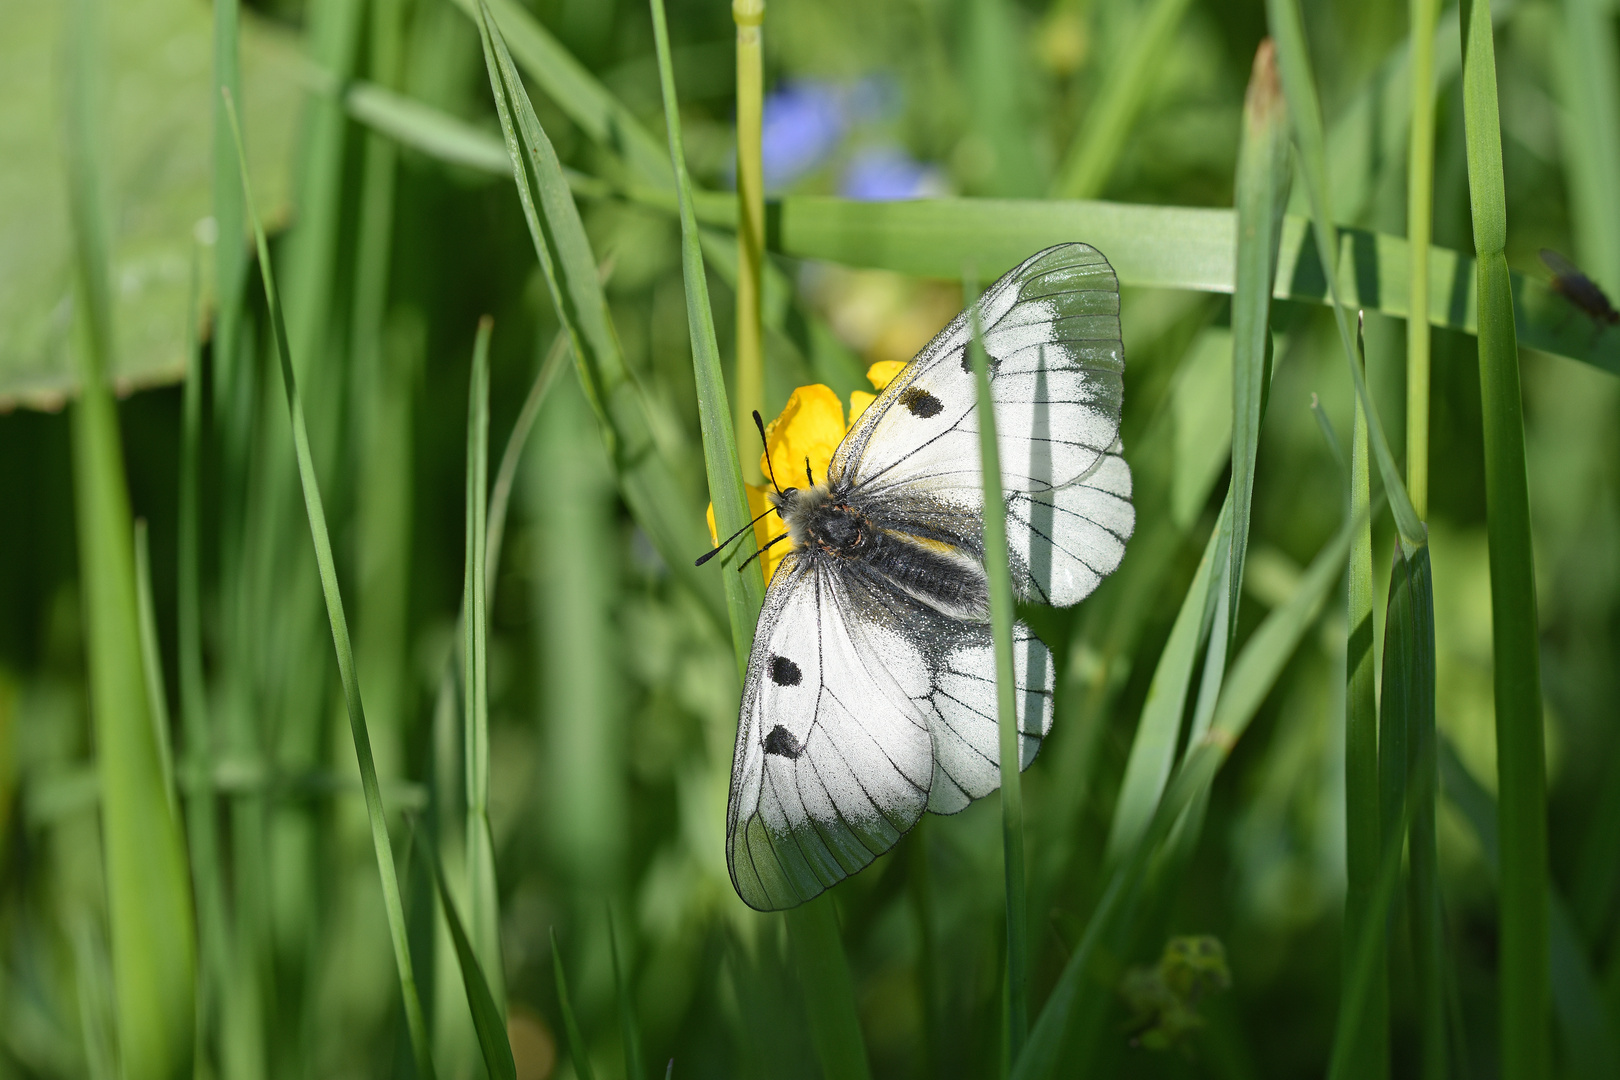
[728,554,936,911]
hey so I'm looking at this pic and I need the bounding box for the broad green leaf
[1,0,303,406]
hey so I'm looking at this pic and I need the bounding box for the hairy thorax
[771,483,988,620]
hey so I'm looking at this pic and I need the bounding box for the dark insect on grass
[1541,248,1620,329]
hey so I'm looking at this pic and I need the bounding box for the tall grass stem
[733,0,765,483]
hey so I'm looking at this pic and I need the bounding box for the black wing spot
[763,724,804,759]
[770,654,802,686]
[899,386,944,418]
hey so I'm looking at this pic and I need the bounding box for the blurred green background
[2,0,1618,1077]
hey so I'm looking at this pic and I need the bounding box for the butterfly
[722,243,1134,911]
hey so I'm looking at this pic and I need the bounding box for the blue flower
[839,145,947,201]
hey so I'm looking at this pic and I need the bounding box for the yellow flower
[706,363,904,583]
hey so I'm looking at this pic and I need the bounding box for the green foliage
[5,1,1620,1078]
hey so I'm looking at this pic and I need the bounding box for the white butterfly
[725,244,1134,911]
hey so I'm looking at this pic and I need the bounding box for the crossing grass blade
[1228,39,1290,652]
[1051,0,1194,199]
[424,832,516,1080]
[964,283,1027,1063]
[551,928,598,1080]
[1460,3,1551,1075]
[472,0,724,629]
[485,330,569,596]
[210,0,247,413]
[331,76,1620,379]
[220,91,435,1080]
[648,0,763,673]
[1265,0,1424,551]
[1342,356,1386,1076]
[462,317,504,1013]
[63,3,197,1074]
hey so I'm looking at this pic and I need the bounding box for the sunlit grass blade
[1439,740,1620,1076]
[462,316,504,1013]
[963,280,1027,1062]
[132,520,177,814]
[648,0,763,671]
[733,0,766,485]
[1017,508,1359,1079]
[785,898,874,1080]
[343,79,511,174]
[1051,0,1194,199]
[1407,0,1440,520]
[1343,357,1386,1076]
[63,3,197,1074]
[211,0,247,413]
[1460,2,1551,1074]
[1265,0,1423,550]
[1380,542,1444,1079]
[1228,39,1289,650]
[609,907,645,1080]
[551,928,598,1080]
[424,832,516,1080]
[221,91,434,1079]
[472,0,724,628]
[1106,495,1229,861]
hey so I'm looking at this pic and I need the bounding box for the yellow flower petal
[847,389,877,427]
[865,360,907,391]
[761,384,846,490]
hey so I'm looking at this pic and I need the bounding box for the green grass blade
[456,0,672,186]
[648,0,763,674]
[608,907,646,1080]
[63,3,197,1073]
[472,0,724,629]
[462,317,504,1014]
[486,330,569,598]
[344,79,511,174]
[1051,0,1194,199]
[1228,40,1290,652]
[424,833,516,1080]
[1106,495,1229,861]
[551,928,598,1080]
[962,0,1040,195]
[785,899,874,1080]
[1440,741,1620,1077]
[1343,355,1386,1077]
[1408,0,1440,519]
[221,91,434,1080]
[1555,0,1620,290]
[965,283,1027,1062]
[1460,3,1551,1075]
[1381,542,1445,1079]
[1265,0,1424,550]
[133,520,178,815]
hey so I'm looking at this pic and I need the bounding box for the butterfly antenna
[805,457,815,487]
[736,531,790,574]
[753,410,786,496]
[694,504,777,567]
